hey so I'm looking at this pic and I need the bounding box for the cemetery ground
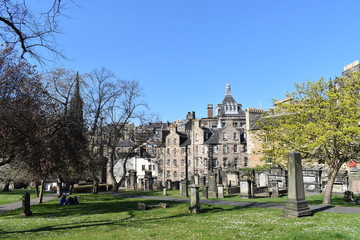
[0,190,360,239]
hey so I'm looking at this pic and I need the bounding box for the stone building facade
[156,84,261,183]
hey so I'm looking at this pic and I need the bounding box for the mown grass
[0,193,359,240]
[121,189,360,207]
[0,188,48,205]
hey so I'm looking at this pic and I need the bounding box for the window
[234,144,238,153]
[181,159,185,166]
[181,148,185,155]
[173,138,177,145]
[233,132,237,140]
[213,159,217,168]
[181,172,185,178]
[173,148,177,155]
[223,158,227,168]
[142,165,145,171]
[173,159,177,167]
[223,133,227,140]
[195,146,198,154]
[244,157,248,167]
[223,145,228,154]
[195,133,199,141]
[159,160,163,166]
[213,145,217,153]
[221,122,226,128]
[234,158,238,168]
[195,157,199,168]
[166,148,170,155]
[188,160,191,167]
[173,171,177,178]
[166,159,170,167]
[148,165,152,170]
[233,122,238,127]
[166,171,170,178]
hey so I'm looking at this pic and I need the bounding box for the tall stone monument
[208,171,218,198]
[283,152,312,217]
[188,184,201,214]
[20,192,32,217]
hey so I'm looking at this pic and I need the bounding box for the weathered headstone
[271,180,280,198]
[188,184,201,214]
[20,192,32,217]
[166,180,172,190]
[199,176,206,187]
[163,187,168,196]
[239,179,251,199]
[208,171,218,198]
[180,180,188,197]
[202,186,208,199]
[144,170,153,191]
[129,170,137,190]
[283,152,312,217]
[217,184,224,198]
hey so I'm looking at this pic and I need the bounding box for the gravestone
[271,180,280,198]
[163,187,167,196]
[283,152,312,218]
[239,180,251,199]
[20,192,32,217]
[194,174,199,185]
[199,176,206,187]
[144,170,153,191]
[208,171,218,198]
[129,170,137,190]
[166,180,172,190]
[180,180,188,197]
[202,186,209,199]
[216,168,222,184]
[217,184,224,198]
[188,184,201,214]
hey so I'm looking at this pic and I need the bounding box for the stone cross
[283,151,312,217]
[188,184,201,214]
[20,192,32,217]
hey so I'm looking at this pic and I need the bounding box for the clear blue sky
[38,0,360,122]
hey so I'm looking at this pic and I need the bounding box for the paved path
[105,192,360,214]
[0,194,58,214]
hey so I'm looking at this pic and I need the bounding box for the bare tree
[0,0,75,63]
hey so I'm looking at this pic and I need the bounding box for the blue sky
[36,0,360,123]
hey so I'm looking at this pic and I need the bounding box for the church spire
[70,72,84,126]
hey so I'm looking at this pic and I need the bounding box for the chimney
[207,104,213,118]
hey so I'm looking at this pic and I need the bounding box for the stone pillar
[271,180,280,198]
[163,187,168,196]
[20,192,32,217]
[216,168,222,184]
[239,179,250,199]
[202,186,208,199]
[217,184,224,198]
[208,171,218,198]
[188,184,201,214]
[283,152,312,217]
[129,170,137,190]
[180,180,188,197]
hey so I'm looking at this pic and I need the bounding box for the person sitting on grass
[59,195,67,205]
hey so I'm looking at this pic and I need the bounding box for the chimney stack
[207,104,213,118]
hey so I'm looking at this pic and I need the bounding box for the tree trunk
[69,183,74,195]
[323,168,340,205]
[92,177,99,194]
[36,183,40,197]
[2,179,11,192]
[56,177,63,197]
[38,178,46,204]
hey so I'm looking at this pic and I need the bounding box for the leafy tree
[260,74,360,205]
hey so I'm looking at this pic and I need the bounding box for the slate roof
[116,139,136,147]
[204,129,220,145]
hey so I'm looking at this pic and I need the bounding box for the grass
[0,193,359,240]
[0,188,49,205]
[121,189,360,207]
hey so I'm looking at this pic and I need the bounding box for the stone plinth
[283,152,312,218]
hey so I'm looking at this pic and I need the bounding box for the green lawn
[0,189,44,205]
[121,189,360,207]
[1,194,359,240]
